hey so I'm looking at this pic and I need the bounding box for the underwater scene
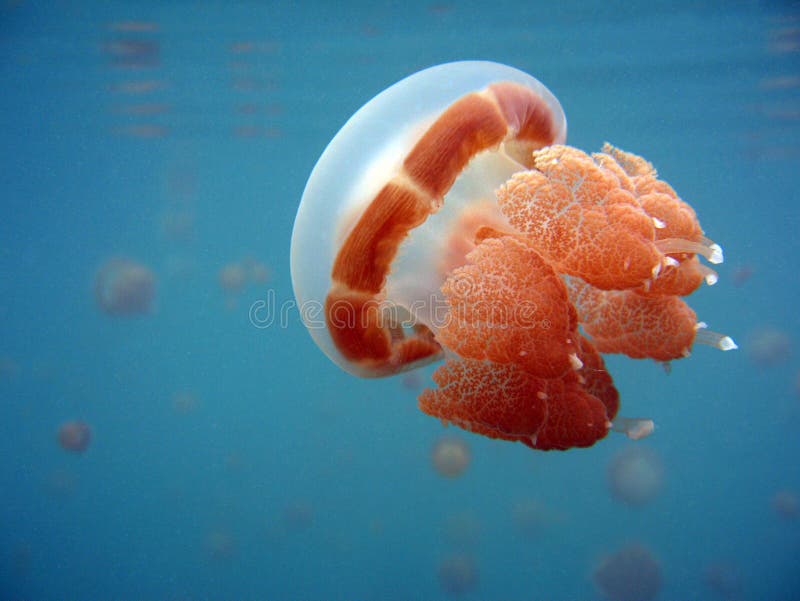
[1,1,799,600]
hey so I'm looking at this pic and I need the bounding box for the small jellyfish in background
[442,510,481,548]
[592,543,662,601]
[9,542,32,576]
[218,257,270,309]
[607,445,664,506]
[730,263,754,286]
[172,390,199,414]
[771,489,799,520]
[283,499,314,531]
[218,261,248,309]
[44,468,78,498]
[57,420,92,453]
[431,437,470,478]
[438,554,478,596]
[746,326,791,366]
[703,561,744,601]
[94,257,155,316]
[218,261,248,294]
[511,499,563,539]
[0,355,19,379]
[244,256,270,284]
[205,528,236,561]
[158,207,196,243]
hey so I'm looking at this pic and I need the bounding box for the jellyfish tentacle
[611,417,656,440]
[654,237,724,264]
[694,323,738,351]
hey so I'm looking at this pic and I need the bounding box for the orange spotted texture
[574,334,619,420]
[418,356,611,451]
[496,145,662,290]
[566,277,698,361]
[436,235,579,379]
[640,255,706,297]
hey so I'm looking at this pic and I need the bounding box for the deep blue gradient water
[1,2,799,600]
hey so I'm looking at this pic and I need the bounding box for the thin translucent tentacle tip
[611,417,655,440]
[709,243,724,265]
[695,322,738,351]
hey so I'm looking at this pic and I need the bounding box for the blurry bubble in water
[431,437,470,478]
[592,543,662,601]
[771,489,799,519]
[746,327,791,366]
[607,445,664,506]
[57,420,92,453]
[94,257,155,316]
[438,554,478,595]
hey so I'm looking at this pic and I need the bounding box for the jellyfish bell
[291,61,735,452]
[291,61,567,378]
[438,553,479,595]
[57,420,92,453]
[771,489,799,519]
[607,445,664,506]
[94,257,155,316]
[593,543,662,601]
[218,261,247,293]
[431,436,470,478]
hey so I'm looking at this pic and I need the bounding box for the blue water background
[1,1,799,599]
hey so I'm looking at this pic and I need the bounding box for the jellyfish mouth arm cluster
[291,61,736,451]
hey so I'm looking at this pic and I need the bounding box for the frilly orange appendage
[435,234,580,379]
[566,277,698,361]
[496,144,720,295]
[419,334,617,451]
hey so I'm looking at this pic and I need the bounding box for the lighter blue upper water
[1,1,799,600]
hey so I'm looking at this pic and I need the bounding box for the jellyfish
[57,420,92,453]
[771,489,799,519]
[431,436,470,478]
[592,543,662,601]
[291,61,736,451]
[607,445,664,506]
[438,554,478,595]
[94,257,155,316]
